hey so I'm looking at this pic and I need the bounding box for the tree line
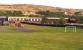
[0,10,23,16]
[36,10,65,18]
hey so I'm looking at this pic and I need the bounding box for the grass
[0,24,83,50]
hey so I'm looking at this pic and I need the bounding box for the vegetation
[36,10,65,18]
[29,14,40,17]
[0,10,23,16]
[74,12,81,16]
[0,24,83,50]
[77,16,83,24]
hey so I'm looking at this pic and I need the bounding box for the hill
[0,4,83,16]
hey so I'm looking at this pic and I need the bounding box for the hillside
[0,4,81,12]
[0,4,59,12]
[0,4,83,16]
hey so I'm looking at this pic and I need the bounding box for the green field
[0,24,83,50]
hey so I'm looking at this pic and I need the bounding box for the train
[24,17,62,25]
[0,16,80,26]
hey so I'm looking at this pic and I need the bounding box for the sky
[0,0,83,9]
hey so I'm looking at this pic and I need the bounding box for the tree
[36,10,65,18]
[12,11,23,16]
[74,12,81,16]
[0,10,23,16]
[0,11,5,16]
[77,16,83,24]
[36,10,50,17]
[5,11,13,16]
